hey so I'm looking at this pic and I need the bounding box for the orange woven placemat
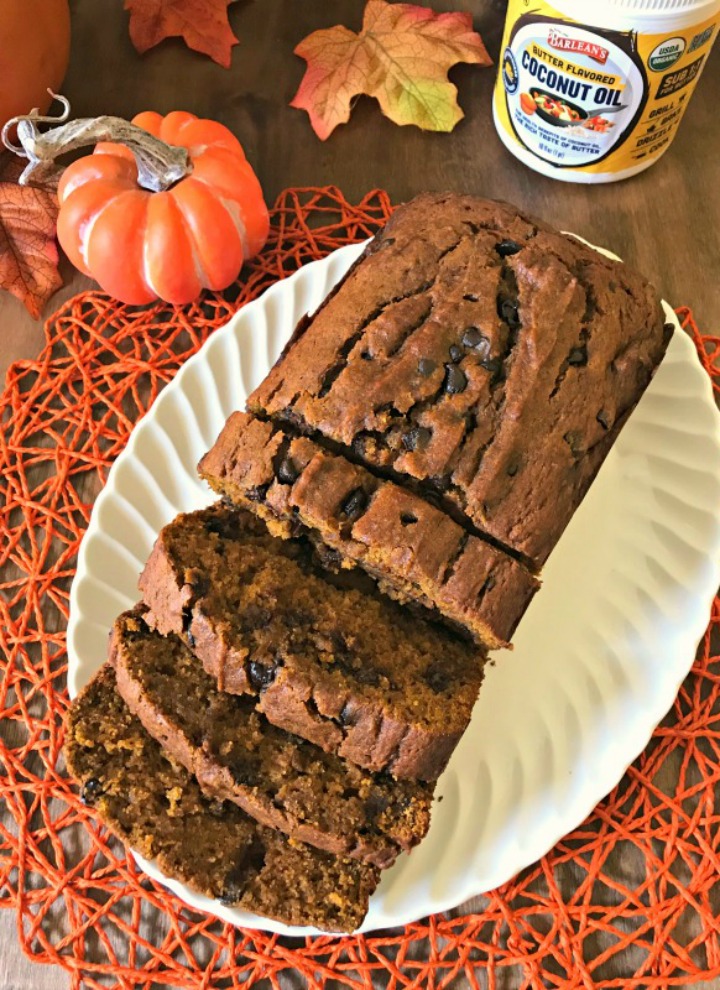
[1,187,720,990]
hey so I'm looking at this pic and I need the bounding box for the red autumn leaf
[125,0,240,68]
[291,0,492,140]
[0,155,62,320]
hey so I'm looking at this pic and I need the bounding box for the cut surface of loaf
[199,412,539,650]
[64,666,380,932]
[248,192,671,569]
[111,608,434,868]
[139,503,484,781]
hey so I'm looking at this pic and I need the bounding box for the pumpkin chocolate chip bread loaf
[110,608,434,868]
[248,192,671,570]
[139,503,484,781]
[199,411,538,649]
[65,666,380,932]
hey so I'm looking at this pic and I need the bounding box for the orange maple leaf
[125,0,240,69]
[0,156,62,320]
[291,0,492,140]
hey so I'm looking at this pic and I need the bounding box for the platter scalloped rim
[67,238,720,937]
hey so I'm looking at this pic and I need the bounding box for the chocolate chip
[462,327,490,360]
[495,239,522,257]
[220,880,246,905]
[190,578,209,597]
[430,475,451,494]
[568,345,588,366]
[338,702,355,727]
[424,662,447,694]
[220,837,266,905]
[564,430,584,457]
[506,458,520,477]
[449,344,463,362]
[480,356,503,383]
[400,512,418,526]
[80,777,103,805]
[360,350,373,361]
[186,628,196,649]
[247,660,277,691]
[228,758,260,788]
[417,357,436,377]
[288,517,303,538]
[340,487,369,521]
[218,878,247,907]
[499,298,521,330]
[472,338,491,360]
[463,293,480,303]
[352,435,367,458]
[276,456,299,485]
[479,573,497,596]
[443,364,467,395]
[245,484,269,503]
[402,425,432,451]
[597,410,610,430]
[313,539,343,571]
[312,541,343,572]
[204,516,226,535]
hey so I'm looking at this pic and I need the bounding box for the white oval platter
[67,238,720,936]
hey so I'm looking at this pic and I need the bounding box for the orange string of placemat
[1,187,719,990]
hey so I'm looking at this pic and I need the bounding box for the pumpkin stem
[2,93,192,192]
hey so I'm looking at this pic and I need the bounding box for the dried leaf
[291,0,492,139]
[0,155,62,320]
[125,0,239,68]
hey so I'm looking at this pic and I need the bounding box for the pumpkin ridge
[187,166,250,258]
[86,189,155,304]
[189,150,268,257]
[168,188,208,291]
[159,111,198,146]
[142,192,200,305]
[170,178,244,291]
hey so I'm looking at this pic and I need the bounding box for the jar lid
[570,0,718,12]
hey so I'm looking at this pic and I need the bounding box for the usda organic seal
[648,37,686,71]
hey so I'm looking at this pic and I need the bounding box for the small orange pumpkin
[56,111,269,305]
[0,0,70,133]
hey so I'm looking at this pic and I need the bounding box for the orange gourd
[54,111,269,305]
[0,0,70,132]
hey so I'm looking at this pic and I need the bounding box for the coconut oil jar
[493,0,720,182]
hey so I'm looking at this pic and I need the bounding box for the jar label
[494,0,719,176]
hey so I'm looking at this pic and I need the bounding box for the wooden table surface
[1,1,719,987]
